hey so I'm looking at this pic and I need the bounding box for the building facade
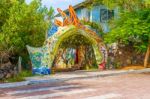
[55,1,118,33]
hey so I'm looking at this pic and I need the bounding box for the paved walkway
[1,73,150,99]
[0,68,150,88]
[25,68,150,82]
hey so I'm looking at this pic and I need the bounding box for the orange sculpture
[55,5,102,42]
[54,5,107,69]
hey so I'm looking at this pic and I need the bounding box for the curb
[0,81,30,88]
[0,68,150,88]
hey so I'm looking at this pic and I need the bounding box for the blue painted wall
[76,8,82,19]
[73,5,112,33]
[91,6,100,23]
[55,4,118,33]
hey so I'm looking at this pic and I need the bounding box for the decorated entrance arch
[27,5,107,75]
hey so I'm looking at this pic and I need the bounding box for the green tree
[0,0,54,55]
[104,9,149,52]
[91,0,150,11]
[81,20,104,37]
[87,0,150,67]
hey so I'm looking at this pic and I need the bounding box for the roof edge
[55,0,92,17]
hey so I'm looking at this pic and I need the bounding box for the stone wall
[106,45,145,69]
[0,62,17,80]
[0,53,18,80]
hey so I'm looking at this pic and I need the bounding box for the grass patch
[19,70,33,77]
[5,75,25,82]
[81,65,98,71]
[1,70,33,83]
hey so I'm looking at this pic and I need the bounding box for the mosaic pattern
[27,6,106,75]
[26,45,50,75]
[27,25,104,75]
[47,24,58,38]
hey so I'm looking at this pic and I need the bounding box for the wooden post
[75,48,79,64]
[144,42,150,67]
[144,37,150,67]
[18,56,22,73]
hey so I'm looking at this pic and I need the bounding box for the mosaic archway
[27,5,107,75]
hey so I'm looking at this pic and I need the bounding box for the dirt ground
[121,65,150,70]
[121,65,145,70]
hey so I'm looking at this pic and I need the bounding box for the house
[55,0,118,33]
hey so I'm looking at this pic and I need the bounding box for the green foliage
[60,34,93,48]
[0,0,54,55]
[4,75,25,82]
[104,8,150,52]
[114,62,122,69]
[19,70,33,77]
[0,0,14,31]
[55,27,97,51]
[87,0,150,53]
[91,0,150,11]
[81,20,104,37]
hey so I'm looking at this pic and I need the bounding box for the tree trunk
[144,45,150,67]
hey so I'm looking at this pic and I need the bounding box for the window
[87,10,91,21]
[81,8,91,21]
[100,9,114,22]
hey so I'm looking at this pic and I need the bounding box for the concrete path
[25,68,150,84]
[1,73,150,99]
[0,68,150,88]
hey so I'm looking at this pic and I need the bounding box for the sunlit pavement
[0,73,150,99]
[1,69,150,89]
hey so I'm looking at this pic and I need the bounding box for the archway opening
[52,32,98,72]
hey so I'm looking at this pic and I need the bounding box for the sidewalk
[0,68,150,88]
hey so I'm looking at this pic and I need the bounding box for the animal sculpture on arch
[27,5,107,75]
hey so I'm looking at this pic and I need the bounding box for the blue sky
[26,0,84,14]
